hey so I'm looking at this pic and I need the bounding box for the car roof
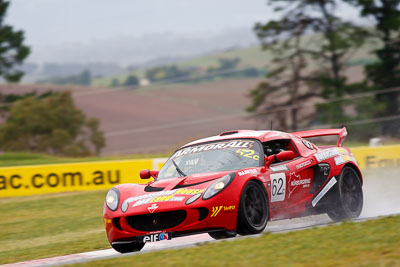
[180,130,295,148]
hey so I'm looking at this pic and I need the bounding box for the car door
[285,157,315,207]
[284,137,318,209]
[265,139,303,215]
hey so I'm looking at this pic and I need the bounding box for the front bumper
[104,194,238,243]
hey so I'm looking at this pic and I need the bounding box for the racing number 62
[270,173,286,202]
[272,178,284,196]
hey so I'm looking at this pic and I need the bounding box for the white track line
[3,213,399,267]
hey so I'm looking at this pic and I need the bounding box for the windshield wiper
[172,159,187,177]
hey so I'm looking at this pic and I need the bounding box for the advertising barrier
[0,158,167,198]
[351,145,400,170]
[1,145,399,198]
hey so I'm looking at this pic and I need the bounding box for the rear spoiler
[291,127,347,147]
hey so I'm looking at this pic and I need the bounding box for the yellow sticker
[211,206,223,217]
[236,149,260,161]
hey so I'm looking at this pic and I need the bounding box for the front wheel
[327,166,363,222]
[237,181,269,235]
[112,242,145,253]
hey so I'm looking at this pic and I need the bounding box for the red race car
[104,128,363,253]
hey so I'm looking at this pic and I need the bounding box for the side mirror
[276,151,296,161]
[264,151,296,167]
[139,169,159,179]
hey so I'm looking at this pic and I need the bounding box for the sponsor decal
[296,160,312,170]
[334,155,352,166]
[211,206,223,217]
[288,172,311,198]
[337,147,348,154]
[270,165,289,172]
[211,205,236,217]
[270,173,286,202]
[291,178,311,187]
[185,158,199,166]
[235,149,260,161]
[238,169,258,176]
[132,196,185,208]
[223,205,236,213]
[147,203,158,213]
[121,188,205,212]
[315,148,340,162]
[311,177,337,207]
[302,139,314,150]
[140,232,171,243]
[103,218,111,226]
[171,140,254,159]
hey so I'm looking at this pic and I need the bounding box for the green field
[0,190,109,264]
[70,216,400,267]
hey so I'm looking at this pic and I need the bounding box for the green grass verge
[0,162,396,265]
[70,216,400,267]
[0,152,168,167]
[0,190,110,264]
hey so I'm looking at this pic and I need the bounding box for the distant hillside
[19,27,260,83]
[91,34,378,88]
[0,79,264,155]
[91,45,271,87]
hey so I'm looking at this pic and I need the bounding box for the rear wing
[291,127,347,147]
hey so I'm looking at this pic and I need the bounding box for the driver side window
[263,139,298,162]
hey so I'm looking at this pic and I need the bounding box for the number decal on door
[270,173,286,202]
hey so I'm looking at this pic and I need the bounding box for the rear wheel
[237,181,268,235]
[111,242,145,253]
[208,230,237,240]
[327,166,363,222]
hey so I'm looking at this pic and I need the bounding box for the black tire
[208,230,237,240]
[111,242,145,253]
[327,166,363,222]
[237,181,269,235]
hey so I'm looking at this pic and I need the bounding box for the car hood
[148,171,232,190]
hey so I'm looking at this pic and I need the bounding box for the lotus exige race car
[104,128,363,253]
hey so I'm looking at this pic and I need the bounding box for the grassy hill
[91,45,271,87]
[92,33,379,88]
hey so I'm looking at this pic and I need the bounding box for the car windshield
[157,139,263,180]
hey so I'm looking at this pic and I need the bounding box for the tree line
[248,0,400,138]
[0,0,105,156]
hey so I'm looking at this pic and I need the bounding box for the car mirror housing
[276,151,295,161]
[265,151,296,167]
[139,169,159,179]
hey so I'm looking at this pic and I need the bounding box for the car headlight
[203,172,235,200]
[105,188,120,211]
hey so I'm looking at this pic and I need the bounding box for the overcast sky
[6,0,276,46]
[4,0,364,67]
[6,0,363,46]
